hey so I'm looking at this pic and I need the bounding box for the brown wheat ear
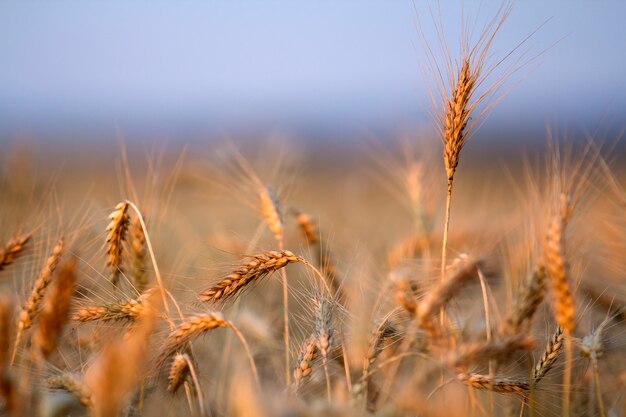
[106,201,130,286]
[363,316,399,379]
[12,237,64,364]
[458,372,529,394]
[293,335,318,390]
[33,256,77,360]
[442,59,479,186]
[73,288,154,323]
[505,267,547,334]
[0,233,31,271]
[533,326,564,383]
[130,215,148,291]
[167,353,191,394]
[259,185,283,242]
[159,312,230,363]
[544,213,575,334]
[46,373,93,408]
[416,257,482,329]
[199,250,306,302]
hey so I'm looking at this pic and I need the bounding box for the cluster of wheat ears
[1,4,625,417]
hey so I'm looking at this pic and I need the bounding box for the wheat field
[1,4,626,417]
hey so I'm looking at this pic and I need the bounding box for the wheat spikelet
[442,60,478,184]
[130,215,148,291]
[505,267,547,334]
[292,209,341,298]
[416,257,481,327]
[0,234,30,271]
[533,326,564,383]
[46,373,93,408]
[259,185,283,241]
[363,317,398,378]
[313,294,334,362]
[389,269,418,315]
[160,312,230,362]
[293,210,319,246]
[106,202,130,286]
[580,316,610,361]
[167,353,191,394]
[14,237,65,361]
[73,289,153,322]
[544,213,575,334]
[33,257,77,359]
[458,372,529,394]
[293,335,318,389]
[199,250,305,302]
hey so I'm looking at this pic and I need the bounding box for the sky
[0,1,625,142]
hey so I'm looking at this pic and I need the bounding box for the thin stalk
[185,355,206,417]
[278,237,291,386]
[563,333,573,417]
[322,358,332,402]
[592,358,606,417]
[440,179,453,327]
[441,179,454,281]
[229,322,260,390]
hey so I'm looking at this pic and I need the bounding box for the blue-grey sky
[1,1,625,140]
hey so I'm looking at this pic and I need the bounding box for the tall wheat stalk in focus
[416,3,520,280]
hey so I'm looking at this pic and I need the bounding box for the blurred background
[0,0,625,154]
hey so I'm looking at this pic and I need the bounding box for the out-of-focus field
[1,134,626,417]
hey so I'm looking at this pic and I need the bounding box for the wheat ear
[458,372,529,394]
[73,289,154,322]
[33,257,77,360]
[293,335,318,390]
[106,202,130,286]
[544,195,575,417]
[199,250,305,302]
[130,215,148,291]
[505,267,547,334]
[46,373,93,408]
[533,326,564,383]
[159,313,259,387]
[417,257,481,329]
[12,237,64,365]
[292,209,342,299]
[167,353,191,394]
[0,234,31,271]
